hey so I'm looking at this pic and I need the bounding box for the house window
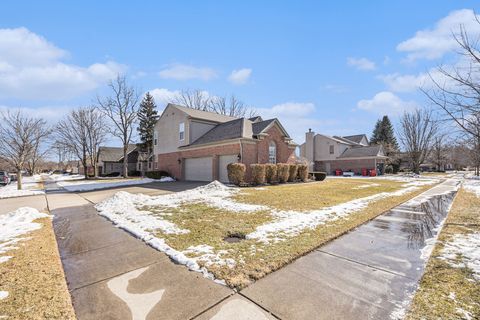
[148,162,152,169]
[329,145,334,154]
[154,162,158,169]
[179,122,185,141]
[153,130,158,146]
[269,141,277,163]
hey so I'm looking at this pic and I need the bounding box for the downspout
[239,139,243,163]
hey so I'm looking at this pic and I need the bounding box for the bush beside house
[227,163,246,185]
[297,164,308,182]
[250,164,266,185]
[288,164,298,182]
[277,163,290,183]
[265,164,277,183]
[146,171,171,179]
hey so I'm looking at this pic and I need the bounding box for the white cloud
[0,27,125,100]
[158,64,217,81]
[0,105,73,124]
[149,88,181,109]
[228,68,252,85]
[397,9,480,61]
[254,102,323,144]
[347,57,376,71]
[357,91,417,115]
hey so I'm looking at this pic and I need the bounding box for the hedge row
[227,163,316,186]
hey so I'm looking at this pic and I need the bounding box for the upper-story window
[269,141,277,163]
[179,122,185,141]
[329,145,334,154]
[153,130,158,146]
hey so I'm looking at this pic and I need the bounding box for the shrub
[385,165,394,174]
[288,164,298,182]
[297,164,308,182]
[265,164,278,183]
[227,163,246,185]
[276,163,290,183]
[250,164,266,185]
[313,172,327,181]
[146,170,171,179]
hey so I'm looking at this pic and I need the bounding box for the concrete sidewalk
[241,179,461,320]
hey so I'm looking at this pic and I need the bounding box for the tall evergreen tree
[137,92,158,152]
[371,115,399,150]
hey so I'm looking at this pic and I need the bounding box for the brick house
[153,104,297,182]
[299,129,387,175]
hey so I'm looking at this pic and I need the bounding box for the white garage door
[184,157,213,181]
[218,155,238,183]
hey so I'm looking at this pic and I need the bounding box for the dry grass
[406,188,480,320]
[234,178,407,211]
[0,218,76,320]
[152,179,435,289]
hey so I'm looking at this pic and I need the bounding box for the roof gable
[163,103,237,123]
[342,134,369,145]
[187,118,245,146]
[338,145,385,159]
[98,144,137,162]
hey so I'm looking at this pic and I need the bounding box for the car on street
[0,171,11,186]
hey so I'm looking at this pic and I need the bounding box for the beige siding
[313,135,349,161]
[189,120,216,144]
[154,105,189,155]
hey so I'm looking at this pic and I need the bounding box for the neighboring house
[153,103,297,182]
[98,145,139,175]
[299,129,387,175]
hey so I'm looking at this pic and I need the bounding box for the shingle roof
[252,119,276,135]
[338,145,384,159]
[249,116,263,123]
[170,104,237,123]
[342,134,368,144]
[98,144,137,162]
[188,118,245,146]
[332,136,361,145]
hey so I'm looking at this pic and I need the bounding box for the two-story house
[153,104,297,182]
[299,129,387,175]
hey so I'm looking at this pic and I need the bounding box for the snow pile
[48,173,84,182]
[0,185,44,199]
[95,191,189,235]
[0,207,49,302]
[58,177,172,192]
[247,184,431,243]
[439,232,480,281]
[463,179,480,197]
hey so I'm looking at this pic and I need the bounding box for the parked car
[0,171,11,186]
[9,173,17,181]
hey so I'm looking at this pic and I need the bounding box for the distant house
[153,103,297,182]
[98,145,139,176]
[299,129,387,175]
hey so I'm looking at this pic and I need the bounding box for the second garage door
[218,155,238,183]
[184,157,213,181]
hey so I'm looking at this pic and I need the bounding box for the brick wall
[257,125,296,164]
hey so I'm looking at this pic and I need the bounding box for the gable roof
[188,118,245,146]
[342,134,368,145]
[332,136,361,146]
[249,116,263,123]
[98,144,137,162]
[167,103,237,123]
[252,119,276,135]
[338,145,385,159]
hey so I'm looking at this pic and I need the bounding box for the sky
[1,1,480,146]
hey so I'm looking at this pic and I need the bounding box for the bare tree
[174,89,211,111]
[399,109,439,174]
[57,108,90,179]
[173,89,256,117]
[26,122,52,175]
[97,75,139,178]
[0,111,49,189]
[56,107,107,179]
[422,16,480,143]
[430,134,448,172]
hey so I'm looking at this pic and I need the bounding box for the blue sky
[1,1,480,144]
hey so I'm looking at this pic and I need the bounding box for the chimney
[305,129,315,169]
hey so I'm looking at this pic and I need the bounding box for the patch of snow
[448,292,456,301]
[439,232,480,281]
[0,291,8,300]
[58,177,172,192]
[247,184,430,243]
[183,245,236,268]
[0,207,49,267]
[47,173,84,182]
[0,186,44,199]
[0,256,12,263]
[352,183,380,189]
[463,179,480,197]
[456,307,473,320]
